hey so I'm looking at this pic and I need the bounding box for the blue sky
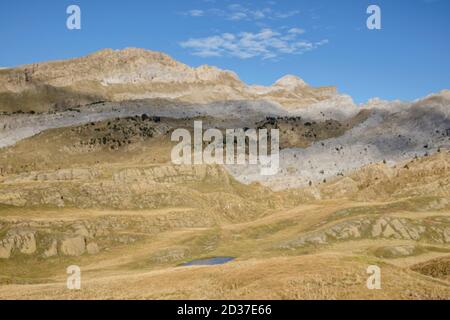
[0,0,449,103]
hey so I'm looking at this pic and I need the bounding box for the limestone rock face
[59,236,86,256]
[0,48,341,112]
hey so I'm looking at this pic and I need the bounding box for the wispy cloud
[288,28,305,35]
[274,10,300,19]
[181,4,300,21]
[180,28,328,60]
[186,9,205,17]
[189,9,205,17]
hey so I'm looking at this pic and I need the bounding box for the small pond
[181,257,235,266]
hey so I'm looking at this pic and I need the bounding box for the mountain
[0,48,448,300]
[0,48,342,112]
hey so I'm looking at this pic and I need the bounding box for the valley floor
[0,199,449,300]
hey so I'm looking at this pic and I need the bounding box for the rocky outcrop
[2,168,99,184]
[0,229,37,257]
[0,208,220,260]
[279,216,450,249]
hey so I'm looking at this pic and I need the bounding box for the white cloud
[229,12,248,21]
[274,10,300,19]
[253,10,266,19]
[288,28,305,34]
[180,28,328,60]
[181,4,299,21]
[187,9,204,17]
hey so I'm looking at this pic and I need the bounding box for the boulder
[0,241,13,259]
[60,236,85,256]
[372,218,387,237]
[86,242,99,255]
[43,239,58,258]
[72,223,91,238]
[382,224,400,239]
[444,229,450,243]
[376,245,416,258]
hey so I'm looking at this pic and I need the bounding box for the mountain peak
[87,47,180,66]
[274,75,308,89]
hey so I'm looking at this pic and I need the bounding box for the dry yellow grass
[0,253,448,300]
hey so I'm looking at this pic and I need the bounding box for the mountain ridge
[0,47,341,112]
